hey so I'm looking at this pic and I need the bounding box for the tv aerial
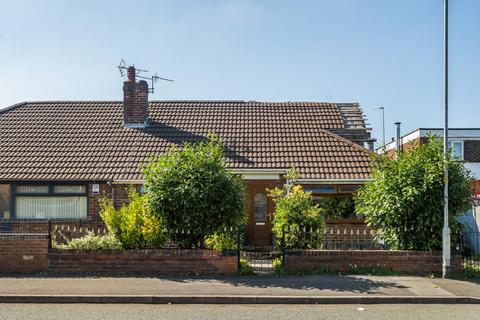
[117,59,173,94]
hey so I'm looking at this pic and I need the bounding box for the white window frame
[448,140,464,160]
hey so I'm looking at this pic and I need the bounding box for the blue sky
[0,0,479,144]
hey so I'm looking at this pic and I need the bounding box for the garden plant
[144,133,246,249]
[355,135,473,250]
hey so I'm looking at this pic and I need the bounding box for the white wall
[465,163,480,179]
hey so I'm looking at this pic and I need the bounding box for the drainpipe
[395,122,401,158]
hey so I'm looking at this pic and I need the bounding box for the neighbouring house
[0,66,373,245]
[383,128,480,252]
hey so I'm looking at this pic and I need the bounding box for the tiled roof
[0,101,372,182]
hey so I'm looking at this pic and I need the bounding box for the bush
[53,232,122,250]
[268,168,325,249]
[462,260,480,278]
[100,189,167,249]
[239,259,255,275]
[144,133,246,249]
[204,232,237,250]
[272,257,283,275]
[317,196,356,219]
[355,135,473,250]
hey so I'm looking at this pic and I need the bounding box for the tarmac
[0,275,479,304]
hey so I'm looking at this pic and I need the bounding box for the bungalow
[0,66,373,245]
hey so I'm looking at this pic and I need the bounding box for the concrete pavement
[0,275,479,304]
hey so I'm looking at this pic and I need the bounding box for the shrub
[272,257,283,275]
[53,232,122,250]
[100,189,167,249]
[317,196,356,219]
[204,232,237,250]
[268,168,325,249]
[462,260,480,278]
[239,259,255,275]
[144,133,246,249]
[355,135,473,250]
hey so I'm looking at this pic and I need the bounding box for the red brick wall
[48,249,237,275]
[87,183,140,225]
[0,235,48,273]
[87,183,111,224]
[284,250,462,274]
[123,74,149,125]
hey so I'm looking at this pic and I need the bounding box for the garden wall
[284,249,462,274]
[324,219,376,249]
[0,234,49,273]
[48,249,237,275]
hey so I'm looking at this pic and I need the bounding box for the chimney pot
[366,138,377,152]
[127,66,136,82]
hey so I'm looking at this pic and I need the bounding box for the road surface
[0,304,479,320]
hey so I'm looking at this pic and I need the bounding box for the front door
[246,181,277,246]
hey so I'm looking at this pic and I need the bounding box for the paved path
[1,304,480,320]
[0,275,479,298]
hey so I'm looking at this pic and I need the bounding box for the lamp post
[442,0,451,279]
[395,122,401,158]
[379,107,385,148]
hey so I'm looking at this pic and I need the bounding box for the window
[0,185,10,220]
[448,141,463,160]
[338,185,360,194]
[16,185,49,194]
[253,193,267,222]
[14,185,87,220]
[53,185,86,194]
[303,185,337,194]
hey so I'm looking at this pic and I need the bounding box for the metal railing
[0,219,50,234]
[457,231,480,271]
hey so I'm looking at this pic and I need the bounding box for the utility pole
[395,122,401,158]
[442,0,451,279]
[380,107,385,148]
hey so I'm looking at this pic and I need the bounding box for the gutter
[111,169,290,185]
[296,179,371,185]
[111,171,370,185]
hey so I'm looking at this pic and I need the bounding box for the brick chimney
[123,66,149,127]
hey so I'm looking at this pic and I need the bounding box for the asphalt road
[0,304,479,320]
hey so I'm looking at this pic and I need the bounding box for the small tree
[143,133,246,249]
[268,168,325,249]
[100,189,166,249]
[355,135,473,250]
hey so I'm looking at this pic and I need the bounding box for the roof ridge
[12,100,122,104]
[7,100,342,105]
[151,100,336,105]
[0,102,28,115]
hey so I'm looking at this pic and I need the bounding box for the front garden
[44,135,477,277]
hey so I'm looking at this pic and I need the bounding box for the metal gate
[240,245,282,273]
